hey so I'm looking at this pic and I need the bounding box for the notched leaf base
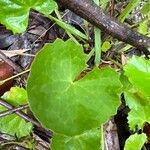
[27,39,122,149]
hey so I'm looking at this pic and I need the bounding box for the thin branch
[0,50,22,72]
[57,0,150,53]
[0,104,29,117]
[1,69,30,85]
[0,99,41,128]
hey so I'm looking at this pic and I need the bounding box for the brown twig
[0,50,22,72]
[0,104,29,117]
[57,0,150,53]
[0,99,41,127]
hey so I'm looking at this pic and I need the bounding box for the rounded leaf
[0,0,57,33]
[124,133,147,150]
[27,39,122,136]
[124,56,150,100]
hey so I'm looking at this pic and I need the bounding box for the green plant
[118,0,141,22]
[122,56,150,149]
[124,133,147,150]
[0,87,32,138]
[0,0,150,149]
[27,39,122,149]
[0,0,57,33]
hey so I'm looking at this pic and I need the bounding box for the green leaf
[27,39,122,138]
[125,92,150,130]
[48,15,87,40]
[0,87,32,138]
[123,56,150,130]
[124,133,147,150]
[124,56,150,100]
[138,19,148,35]
[140,2,150,15]
[51,128,101,150]
[0,0,57,33]
[2,87,27,106]
[101,41,111,52]
[120,74,132,91]
[100,0,109,9]
[118,0,141,22]
[0,113,33,138]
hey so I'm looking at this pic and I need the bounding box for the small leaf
[140,2,150,15]
[51,128,101,150]
[118,0,141,22]
[2,87,27,106]
[138,19,148,35]
[101,41,111,52]
[100,0,109,9]
[0,0,57,33]
[124,56,150,100]
[125,92,150,130]
[0,113,32,138]
[0,87,32,138]
[124,133,147,150]
[27,39,122,138]
[123,56,150,130]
